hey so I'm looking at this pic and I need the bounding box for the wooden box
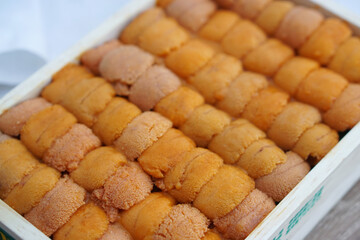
[0,1,359,239]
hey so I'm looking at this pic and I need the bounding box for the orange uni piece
[255,152,310,202]
[139,17,189,56]
[193,165,255,219]
[21,105,76,158]
[5,164,60,215]
[0,98,51,136]
[153,204,209,240]
[80,40,122,75]
[216,72,268,117]
[120,7,165,44]
[70,147,127,191]
[129,65,181,111]
[255,1,294,35]
[328,37,360,83]
[299,18,352,65]
[138,128,196,178]
[99,45,155,84]
[180,104,232,147]
[165,0,202,19]
[42,64,93,104]
[296,68,348,112]
[53,203,109,240]
[232,0,273,20]
[243,39,294,77]
[208,119,266,165]
[293,123,339,163]
[61,77,115,127]
[274,57,319,95]
[198,10,239,42]
[0,139,39,199]
[222,20,266,59]
[25,177,86,237]
[323,84,360,131]
[189,53,242,104]
[155,86,205,127]
[236,138,287,179]
[52,63,93,83]
[267,102,321,150]
[178,0,217,33]
[114,112,172,160]
[275,6,324,49]
[43,123,101,172]
[93,98,141,145]
[165,39,215,78]
[120,193,175,240]
[242,86,290,132]
[93,162,153,210]
[162,148,223,202]
[214,189,275,240]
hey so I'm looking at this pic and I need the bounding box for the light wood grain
[306,180,360,240]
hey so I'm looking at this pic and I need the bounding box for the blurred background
[0,0,359,97]
[0,0,128,96]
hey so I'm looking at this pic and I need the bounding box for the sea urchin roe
[0,139,39,199]
[114,112,172,160]
[208,119,266,165]
[154,204,210,240]
[70,147,127,192]
[25,177,86,236]
[180,104,231,147]
[53,202,109,240]
[255,151,310,202]
[154,86,205,127]
[138,128,196,178]
[0,98,51,136]
[120,193,175,240]
[194,165,255,219]
[5,164,60,215]
[162,148,223,202]
[21,105,77,158]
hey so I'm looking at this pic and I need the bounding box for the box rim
[0,0,360,239]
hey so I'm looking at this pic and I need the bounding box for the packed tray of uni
[0,0,360,239]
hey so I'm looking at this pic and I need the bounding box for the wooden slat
[0,200,49,240]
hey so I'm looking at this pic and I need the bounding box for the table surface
[305,180,360,240]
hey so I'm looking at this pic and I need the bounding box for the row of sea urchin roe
[30,31,316,238]
[111,7,339,165]
[7,50,308,238]
[152,0,360,133]
[215,0,360,83]
[2,64,274,239]
[39,59,275,240]
[80,38,310,203]
[0,102,214,239]
[0,134,132,239]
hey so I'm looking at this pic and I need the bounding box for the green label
[272,186,324,240]
[0,227,15,240]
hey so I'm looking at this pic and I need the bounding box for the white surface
[0,0,128,94]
